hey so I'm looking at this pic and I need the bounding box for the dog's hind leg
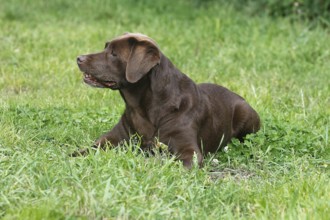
[232,102,260,141]
[161,130,203,169]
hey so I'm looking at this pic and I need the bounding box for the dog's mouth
[83,73,117,89]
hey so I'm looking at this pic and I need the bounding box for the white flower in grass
[212,159,219,165]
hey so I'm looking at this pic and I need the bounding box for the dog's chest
[129,110,156,140]
[127,97,181,141]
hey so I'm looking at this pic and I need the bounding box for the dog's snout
[77,55,87,64]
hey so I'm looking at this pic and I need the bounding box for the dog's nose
[77,55,87,64]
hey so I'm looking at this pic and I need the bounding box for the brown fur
[73,33,260,168]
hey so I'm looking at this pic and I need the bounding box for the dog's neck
[119,75,151,109]
[150,53,188,96]
[119,53,196,122]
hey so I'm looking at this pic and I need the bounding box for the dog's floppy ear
[126,40,160,83]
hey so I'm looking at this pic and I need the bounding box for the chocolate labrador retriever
[74,33,260,168]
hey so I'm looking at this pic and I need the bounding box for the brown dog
[74,33,260,168]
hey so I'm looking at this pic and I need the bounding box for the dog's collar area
[83,73,117,89]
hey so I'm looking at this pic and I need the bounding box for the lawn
[0,0,329,219]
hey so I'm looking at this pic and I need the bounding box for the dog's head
[77,33,161,90]
[77,33,161,89]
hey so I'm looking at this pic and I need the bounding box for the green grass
[0,0,329,219]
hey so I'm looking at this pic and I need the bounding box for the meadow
[0,0,329,219]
